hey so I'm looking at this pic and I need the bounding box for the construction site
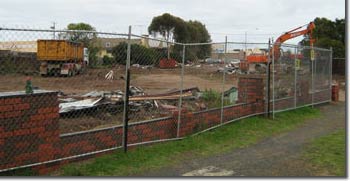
[0,22,340,174]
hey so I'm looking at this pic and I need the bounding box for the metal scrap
[59,97,104,113]
[57,86,201,116]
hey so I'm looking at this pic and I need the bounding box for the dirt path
[139,102,345,176]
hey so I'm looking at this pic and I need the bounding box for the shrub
[102,55,113,66]
[202,89,230,109]
[111,42,160,65]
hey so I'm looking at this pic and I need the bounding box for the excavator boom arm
[246,21,315,64]
[275,29,310,44]
[272,22,315,59]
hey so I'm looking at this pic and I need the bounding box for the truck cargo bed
[37,40,84,62]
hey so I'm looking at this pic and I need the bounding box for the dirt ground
[1,67,344,134]
[0,64,235,94]
[138,102,345,176]
[0,65,236,134]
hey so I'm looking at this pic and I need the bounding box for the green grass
[201,89,231,108]
[52,106,320,176]
[303,129,346,176]
[0,168,36,176]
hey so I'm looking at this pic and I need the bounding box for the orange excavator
[246,21,316,64]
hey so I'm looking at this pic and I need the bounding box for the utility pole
[50,22,56,39]
[245,31,247,52]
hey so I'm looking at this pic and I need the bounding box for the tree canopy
[148,13,211,44]
[148,13,180,42]
[66,23,97,46]
[148,13,212,60]
[64,23,100,66]
[301,17,345,58]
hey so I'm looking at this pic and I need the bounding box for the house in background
[245,48,268,56]
[211,44,269,61]
[92,35,170,65]
[211,44,245,60]
[142,35,168,49]
[94,35,171,64]
[94,37,143,59]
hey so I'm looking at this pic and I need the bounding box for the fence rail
[0,26,332,174]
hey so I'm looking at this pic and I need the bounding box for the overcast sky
[0,0,345,44]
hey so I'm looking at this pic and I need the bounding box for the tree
[67,23,96,46]
[148,13,211,61]
[64,23,100,67]
[148,13,183,59]
[300,17,345,58]
[186,21,212,59]
[148,13,179,42]
[334,19,345,45]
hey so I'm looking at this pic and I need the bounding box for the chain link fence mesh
[0,29,131,134]
[126,35,183,143]
[272,44,332,114]
[0,27,333,173]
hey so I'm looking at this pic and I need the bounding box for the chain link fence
[0,26,332,173]
[271,44,332,115]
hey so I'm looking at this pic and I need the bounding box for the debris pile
[58,86,202,117]
[57,86,239,133]
[132,64,154,70]
[217,64,239,74]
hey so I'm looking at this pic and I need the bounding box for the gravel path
[139,102,345,176]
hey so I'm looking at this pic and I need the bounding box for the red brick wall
[178,101,265,137]
[59,128,122,158]
[0,76,267,174]
[0,74,331,175]
[273,97,295,111]
[30,117,178,174]
[237,75,265,103]
[0,91,59,171]
[58,116,177,158]
[128,118,178,144]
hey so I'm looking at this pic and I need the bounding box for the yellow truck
[37,40,89,76]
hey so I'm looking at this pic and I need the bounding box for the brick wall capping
[0,90,58,98]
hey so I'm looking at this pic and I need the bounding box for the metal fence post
[311,49,314,108]
[272,39,275,119]
[220,37,228,124]
[177,44,186,138]
[122,25,132,153]
[294,47,297,108]
[330,47,333,101]
[266,39,271,118]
